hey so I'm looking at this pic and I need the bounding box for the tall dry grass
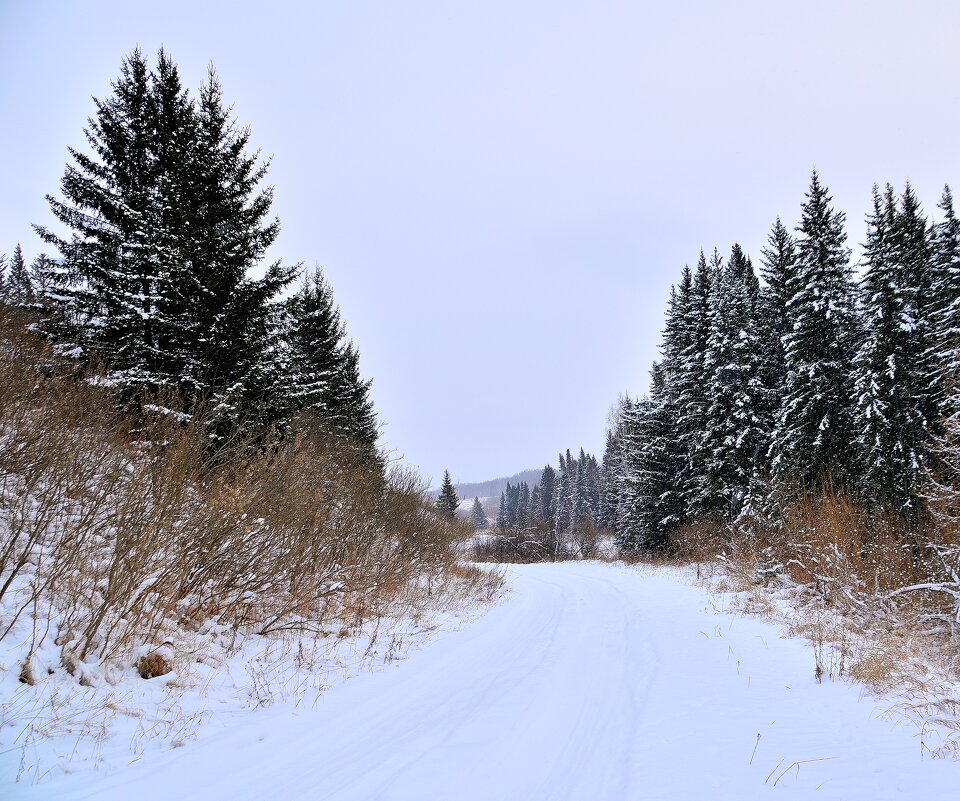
[666,487,960,752]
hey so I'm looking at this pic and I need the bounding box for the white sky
[2,1,958,485]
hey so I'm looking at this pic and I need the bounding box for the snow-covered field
[5,561,960,800]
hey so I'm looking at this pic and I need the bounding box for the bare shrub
[470,522,573,563]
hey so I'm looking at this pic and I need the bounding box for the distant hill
[450,469,544,501]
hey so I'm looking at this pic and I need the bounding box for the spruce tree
[677,251,716,512]
[35,49,194,394]
[528,485,543,525]
[538,465,556,523]
[288,269,378,457]
[599,428,622,531]
[930,186,960,408]
[573,447,592,525]
[328,340,379,451]
[853,183,935,514]
[178,66,297,430]
[517,482,531,532]
[759,218,797,328]
[694,244,767,520]
[35,49,296,442]
[616,266,693,545]
[853,186,913,509]
[553,453,572,535]
[758,218,797,403]
[897,183,937,433]
[6,244,32,307]
[771,171,858,495]
[616,365,680,552]
[496,491,508,530]
[586,454,601,523]
[436,470,459,520]
[613,396,639,542]
[471,497,488,529]
[927,186,960,507]
[288,270,341,416]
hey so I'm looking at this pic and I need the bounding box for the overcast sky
[2,1,958,485]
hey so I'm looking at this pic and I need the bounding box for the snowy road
[12,562,959,800]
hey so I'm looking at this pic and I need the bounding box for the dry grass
[0,307,491,681]
[663,490,960,757]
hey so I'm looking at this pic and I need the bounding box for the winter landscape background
[2,2,960,799]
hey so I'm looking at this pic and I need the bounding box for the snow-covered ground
[5,561,960,800]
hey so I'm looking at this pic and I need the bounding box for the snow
[5,561,960,800]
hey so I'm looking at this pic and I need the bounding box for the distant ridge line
[429,468,544,500]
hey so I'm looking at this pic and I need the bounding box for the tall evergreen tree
[598,429,621,530]
[553,452,572,535]
[328,340,379,450]
[897,183,937,432]
[527,485,543,525]
[694,244,768,520]
[759,218,797,327]
[853,186,914,509]
[496,491,508,531]
[758,218,797,402]
[930,186,960,410]
[538,464,556,523]
[771,171,858,495]
[517,482,531,532]
[572,447,592,526]
[35,49,296,441]
[853,183,935,514]
[178,66,297,426]
[678,251,717,512]
[927,186,960,509]
[586,454,601,522]
[35,50,194,392]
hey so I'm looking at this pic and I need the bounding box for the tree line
[605,171,960,553]
[469,448,607,560]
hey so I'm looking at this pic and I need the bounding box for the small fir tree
[436,470,459,519]
[471,497,488,529]
[6,244,32,307]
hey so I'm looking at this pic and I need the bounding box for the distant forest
[439,470,544,504]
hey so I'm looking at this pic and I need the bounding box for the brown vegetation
[0,307,486,678]
[660,489,960,755]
